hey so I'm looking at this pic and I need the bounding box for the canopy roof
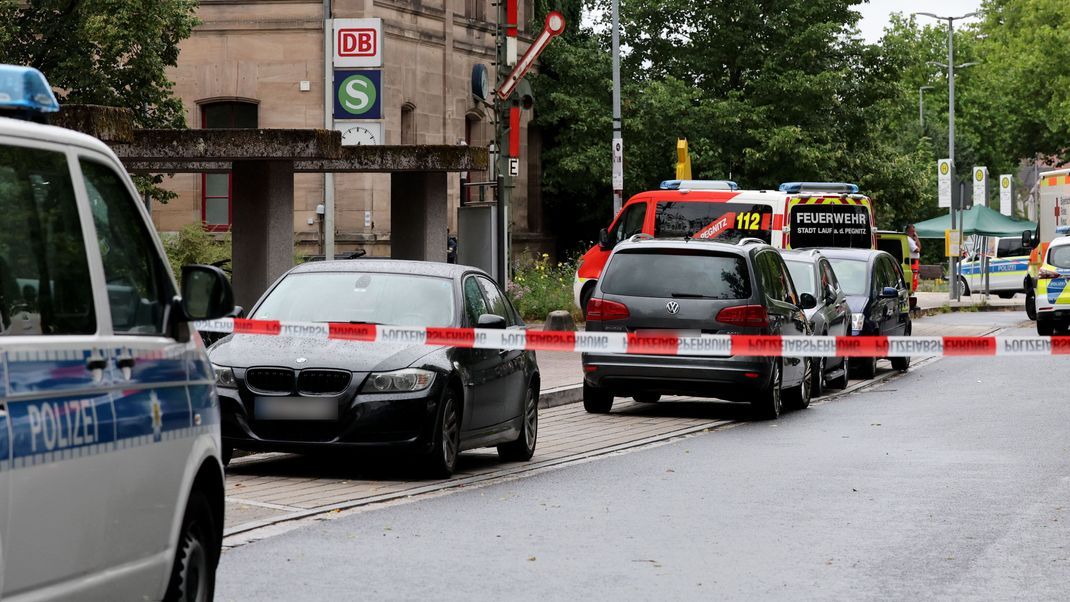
[913,205,1036,238]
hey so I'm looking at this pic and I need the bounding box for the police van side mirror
[180,265,235,321]
[1022,229,1035,250]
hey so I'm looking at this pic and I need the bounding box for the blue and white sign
[334,70,382,120]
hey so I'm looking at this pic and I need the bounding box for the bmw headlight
[851,313,865,333]
[212,364,236,388]
[362,368,435,393]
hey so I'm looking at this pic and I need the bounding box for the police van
[0,66,234,600]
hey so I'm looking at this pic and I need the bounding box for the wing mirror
[1022,229,1036,249]
[477,313,507,329]
[879,286,899,299]
[180,265,234,321]
[798,293,818,310]
[598,228,613,251]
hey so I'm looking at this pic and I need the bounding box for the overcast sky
[856,0,983,43]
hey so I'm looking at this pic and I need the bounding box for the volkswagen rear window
[601,250,751,299]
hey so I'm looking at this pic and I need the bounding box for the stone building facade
[157,0,547,258]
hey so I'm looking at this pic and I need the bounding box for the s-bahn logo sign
[334,70,382,119]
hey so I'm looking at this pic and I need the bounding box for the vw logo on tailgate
[666,301,680,314]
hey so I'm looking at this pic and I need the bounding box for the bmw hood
[207,334,440,372]
[845,295,870,314]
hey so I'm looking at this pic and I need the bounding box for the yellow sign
[945,229,961,257]
[940,161,950,176]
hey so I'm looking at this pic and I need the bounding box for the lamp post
[610,0,623,217]
[918,85,933,128]
[915,11,978,301]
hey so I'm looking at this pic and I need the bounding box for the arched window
[199,100,258,231]
[401,103,416,145]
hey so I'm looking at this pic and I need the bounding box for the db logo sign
[338,29,376,57]
[333,18,382,67]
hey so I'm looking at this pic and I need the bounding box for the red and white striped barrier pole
[193,319,1070,357]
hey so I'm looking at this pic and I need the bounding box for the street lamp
[918,85,933,128]
[914,11,978,301]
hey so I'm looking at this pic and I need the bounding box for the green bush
[508,252,582,323]
[162,224,231,285]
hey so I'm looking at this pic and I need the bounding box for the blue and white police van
[0,66,235,600]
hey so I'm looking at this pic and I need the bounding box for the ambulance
[573,181,876,312]
[1023,169,1070,319]
[0,65,234,600]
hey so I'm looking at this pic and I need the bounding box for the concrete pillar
[231,160,295,309]
[390,171,447,262]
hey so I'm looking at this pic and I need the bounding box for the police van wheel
[165,491,217,602]
[958,277,971,297]
[1038,315,1055,336]
[1026,289,1037,320]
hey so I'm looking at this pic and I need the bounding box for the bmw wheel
[498,384,538,461]
[752,360,782,420]
[424,388,461,477]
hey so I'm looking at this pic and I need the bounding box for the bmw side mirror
[180,265,235,321]
[598,228,613,250]
[477,313,507,329]
[880,286,899,299]
[799,293,818,310]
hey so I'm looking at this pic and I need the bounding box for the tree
[0,0,199,201]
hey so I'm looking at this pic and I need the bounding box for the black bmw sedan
[208,260,540,477]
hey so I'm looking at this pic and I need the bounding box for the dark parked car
[819,248,913,378]
[208,260,540,477]
[781,250,851,395]
[582,238,816,420]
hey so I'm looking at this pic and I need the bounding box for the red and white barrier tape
[193,318,1069,357]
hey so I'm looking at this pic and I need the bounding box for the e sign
[999,174,1013,216]
[334,18,382,68]
[334,70,382,119]
[938,159,952,208]
[972,166,988,207]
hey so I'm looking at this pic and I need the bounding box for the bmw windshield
[252,272,456,327]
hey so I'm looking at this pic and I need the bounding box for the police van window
[609,203,647,244]
[997,238,1026,258]
[81,159,173,335]
[0,145,95,336]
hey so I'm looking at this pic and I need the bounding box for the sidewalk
[914,290,1026,313]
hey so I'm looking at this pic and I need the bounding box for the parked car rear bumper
[582,353,774,400]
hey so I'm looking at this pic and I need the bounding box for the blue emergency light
[0,65,60,119]
[660,179,740,191]
[779,182,859,194]
[1056,225,1070,236]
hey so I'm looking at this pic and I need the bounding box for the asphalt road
[217,312,1070,601]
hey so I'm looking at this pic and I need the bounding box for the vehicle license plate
[255,397,338,420]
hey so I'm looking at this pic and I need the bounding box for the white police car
[0,66,235,600]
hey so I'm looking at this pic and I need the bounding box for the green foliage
[162,224,231,285]
[0,0,199,203]
[507,252,583,322]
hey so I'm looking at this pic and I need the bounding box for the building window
[401,103,416,145]
[200,101,258,231]
[465,0,485,21]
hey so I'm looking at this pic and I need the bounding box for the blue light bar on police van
[1056,225,1070,236]
[779,182,859,194]
[0,65,60,115]
[660,179,740,191]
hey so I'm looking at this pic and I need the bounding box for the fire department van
[574,181,876,312]
[0,66,234,600]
